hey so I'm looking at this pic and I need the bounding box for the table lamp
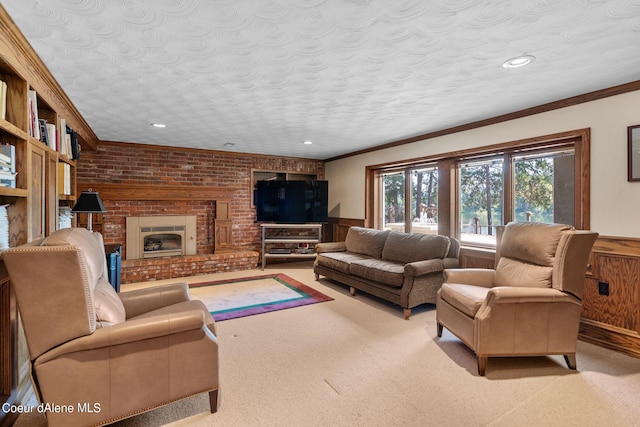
[72,189,106,232]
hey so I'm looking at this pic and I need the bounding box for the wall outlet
[598,281,609,296]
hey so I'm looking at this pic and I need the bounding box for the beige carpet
[14,261,640,427]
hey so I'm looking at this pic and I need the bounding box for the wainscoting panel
[459,247,496,269]
[325,217,364,242]
[579,236,640,358]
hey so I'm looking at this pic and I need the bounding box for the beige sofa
[314,227,459,319]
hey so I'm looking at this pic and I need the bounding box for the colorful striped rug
[188,273,333,321]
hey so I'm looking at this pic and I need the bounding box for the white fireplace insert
[126,215,197,260]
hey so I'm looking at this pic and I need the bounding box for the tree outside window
[459,158,504,245]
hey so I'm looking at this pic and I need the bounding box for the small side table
[104,244,122,292]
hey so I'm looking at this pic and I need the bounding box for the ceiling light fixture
[502,54,535,69]
[151,123,166,128]
[303,140,313,145]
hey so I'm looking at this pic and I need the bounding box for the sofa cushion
[382,232,450,264]
[350,258,405,287]
[439,282,491,318]
[494,257,553,288]
[345,227,389,258]
[93,279,126,327]
[316,252,373,275]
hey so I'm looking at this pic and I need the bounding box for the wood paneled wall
[580,236,640,358]
[325,217,365,243]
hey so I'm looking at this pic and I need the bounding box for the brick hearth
[121,251,259,284]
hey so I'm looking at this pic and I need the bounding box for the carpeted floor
[13,261,640,427]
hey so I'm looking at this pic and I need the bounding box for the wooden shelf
[0,187,27,198]
[260,223,323,269]
[0,118,27,140]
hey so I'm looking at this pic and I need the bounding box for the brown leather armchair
[436,222,598,376]
[1,227,219,426]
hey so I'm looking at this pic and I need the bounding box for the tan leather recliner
[436,222,598,376]
[1,227,219,426]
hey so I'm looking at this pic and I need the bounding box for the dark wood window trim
[365,128,591,236]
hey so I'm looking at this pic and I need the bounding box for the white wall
[325,90,640,238]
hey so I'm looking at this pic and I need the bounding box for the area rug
[188,273,333,321]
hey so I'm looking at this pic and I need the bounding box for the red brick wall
[77,141,325,257]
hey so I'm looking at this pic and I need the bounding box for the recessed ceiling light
[151,123,166,128]
[502,55,535,68]
[303,140,313,145]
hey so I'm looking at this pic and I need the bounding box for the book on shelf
[68,126,80,160]
[57,162,71,195]
[28,89,40,140]
[58,206,73,229]
[0,80,6,121]
[38,119,49,146]
[0,143,15,173]
[0,169,16,188]
[64,131,72,159]
[0,144,16,187]
[46,123,57,151]
[58,117,67,158]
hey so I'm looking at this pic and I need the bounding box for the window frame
[365,128,590,244]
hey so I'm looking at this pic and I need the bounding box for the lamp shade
[72,191,107,213]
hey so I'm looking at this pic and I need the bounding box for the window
[513,150,574,224]
[377,165,438,234]
[366,129,589,246]
[382,171,406,231]
[410,166,438,234]
[458,157,504,246]
[458,148,575,247]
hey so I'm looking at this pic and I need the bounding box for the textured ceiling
[1,0,640,160]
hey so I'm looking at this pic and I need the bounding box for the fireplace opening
[143,229,183,258]
[126,216,197,260]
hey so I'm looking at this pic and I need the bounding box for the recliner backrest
[1,228,113,359]
[494,222,572,289]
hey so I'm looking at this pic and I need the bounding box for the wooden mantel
[77,183,241,201]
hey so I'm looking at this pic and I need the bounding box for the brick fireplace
[78,183,259,283]
[76,141,325,283]
[126,215,197,260]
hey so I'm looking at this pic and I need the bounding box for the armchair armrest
[37,309,212,365]
[484,286,580,306]
[404,258,445,277]
[315,242,347,253]
[120,282,191,318]
[444,268,495,288]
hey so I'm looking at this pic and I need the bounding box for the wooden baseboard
[579,319,640,359]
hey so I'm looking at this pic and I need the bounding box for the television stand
[260,223,323,270]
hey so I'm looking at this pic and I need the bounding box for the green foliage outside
[381,154,567,235]
[383,168,438,225]
[459,158,554,234]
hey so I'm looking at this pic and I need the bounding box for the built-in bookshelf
[0,62,81,246]
[0,5,100,422]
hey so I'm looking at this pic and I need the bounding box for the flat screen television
[255,180,328,223]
